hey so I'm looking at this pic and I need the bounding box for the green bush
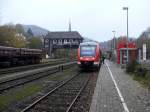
[145,72,150,88]
[133,71,150,89]
[135,65,147,77]
[126,61,139,73]
[126,61,150,88]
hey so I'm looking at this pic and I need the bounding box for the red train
[0,46,42,67]
[77,42,101,70]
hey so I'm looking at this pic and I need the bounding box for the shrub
[135,65,147,77]
[126,61,139,73]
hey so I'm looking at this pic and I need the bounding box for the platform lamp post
[112,30,116,50]
[123,7,129,63]
[112,30,116,61]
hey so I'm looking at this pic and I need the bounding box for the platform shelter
[117,41,138,64]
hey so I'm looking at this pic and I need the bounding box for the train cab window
[80,45,96,56]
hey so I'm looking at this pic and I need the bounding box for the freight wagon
[0,46,42,67]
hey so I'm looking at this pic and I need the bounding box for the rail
[0,59,67,75]
[20,71,89,112]
[0,61,76,93]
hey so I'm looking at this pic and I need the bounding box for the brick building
[44,31,83,56]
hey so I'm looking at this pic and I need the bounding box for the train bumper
[78,61,99,68]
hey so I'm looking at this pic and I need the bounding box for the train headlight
[77,62,81,64]
[92,57,95,60]
[94,62,99,65]
[80,57,83,59]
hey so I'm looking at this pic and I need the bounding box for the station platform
[89,60,150,112]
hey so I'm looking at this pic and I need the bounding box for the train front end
[77,42,101,70]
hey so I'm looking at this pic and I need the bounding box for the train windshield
[80,45,96,56]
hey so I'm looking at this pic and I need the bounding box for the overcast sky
[0,0,150,42]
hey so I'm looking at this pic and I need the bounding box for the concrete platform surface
[90,60,150,112]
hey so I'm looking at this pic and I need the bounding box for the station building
[43,31,83,57]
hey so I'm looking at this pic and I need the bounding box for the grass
[41,58,68,63]
[48,67,76,81]
[0,65,77,110]
[0,84,42,110]
[126,61,150,88]
[132,71,150,88]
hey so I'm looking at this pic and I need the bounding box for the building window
[58,39,62,44]
[53,39,57,44]
[45,39,49,43]
[53,40,57,44]
[64,39,67,44]
[72,39,75,43]
[69,39,73,43]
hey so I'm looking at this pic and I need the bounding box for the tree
[27,37,42,49]
[0,24,16,46]
[0,24,27,47]
[136,31,150,49]
[15,24,25,35]
[26,28,34,37]
[9,34,26,48]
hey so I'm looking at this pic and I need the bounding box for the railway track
[0,62,76,93]
[20,72,90,112]
[0,59,67,75]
